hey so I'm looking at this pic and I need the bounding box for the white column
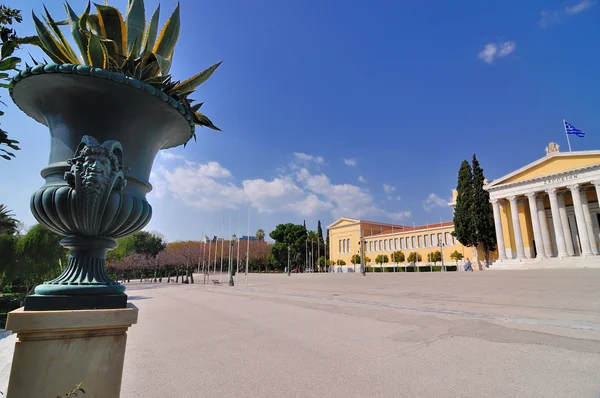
[491,199,507,260]
[508,196,526,260]
[547,188,569,258]
[557,194,575,256]
[537,197,553,257]
[568,184,594,256]
[526,192,546,259]
[581,188,598,254]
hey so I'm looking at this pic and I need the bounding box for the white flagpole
[563,119,572,152]
[236,208,240,284]
[246,205,250,286]
[220,217,224,283]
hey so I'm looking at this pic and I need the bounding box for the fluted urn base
[24,236,127,311]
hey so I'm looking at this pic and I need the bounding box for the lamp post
[229,234,236,286]
[287,245,291,276]
[360,234,366,276]
[440,242,445,272]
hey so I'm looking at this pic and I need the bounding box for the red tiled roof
[367,221,454,236]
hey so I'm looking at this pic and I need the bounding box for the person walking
[464,258,473,272]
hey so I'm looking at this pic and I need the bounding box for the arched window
[347,239,351,253]
[384,240,388,251]
[418,236,423,248]
[339,240,342,253]
[394,238,399,250]
[411,236,416,249]
[445,232,452,245]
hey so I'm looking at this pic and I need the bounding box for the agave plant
[29,0,221,136]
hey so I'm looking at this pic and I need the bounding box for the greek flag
[564,120,585,137]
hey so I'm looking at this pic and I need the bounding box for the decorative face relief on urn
[64,136,127,236]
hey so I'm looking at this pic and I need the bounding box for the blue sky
[1,0,599,241]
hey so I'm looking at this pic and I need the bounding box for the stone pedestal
[5,303,138,398]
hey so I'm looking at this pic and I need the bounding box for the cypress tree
[317,220,324,256]
[453,160,476,248]
[472,154,497,266]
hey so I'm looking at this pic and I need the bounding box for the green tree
[351,254,361,270]
[317,220,324,257]
[407,252,422,264]
[391,250,404,271]
[428,250,442,265]
[255,229,265,241]
[472,155,497,266]
[109,231,165,262]
[375,254,389,271]
[0,204,17,235]
[0,5,30,160]
[269,223,307,271]
[450,250,463,265]
[453,160,476,248]
[0,233,18,287]
[336,259,346,266]
[16,224,67,294]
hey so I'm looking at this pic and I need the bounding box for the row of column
[491,182,600,260]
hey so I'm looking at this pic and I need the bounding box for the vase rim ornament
[9,63,196,150]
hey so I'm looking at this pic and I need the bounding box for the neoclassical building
[483,143,600,261]
[328,143,600,271]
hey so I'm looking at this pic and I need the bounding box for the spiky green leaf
[95,4,126,55]
[154,53,171,75]
[153,3,179,60]
[78,2,92,36]
[87,32,108,68]
[173,61,221,94]
[32,11,75,64]
[16,36,41,45]
[125,0,145,57]
[0,57,20,71]
[190,102,204,112]
[65,2,88,63]
[194,111,221,131]
[43,5,78,62]
[142,3,160,54]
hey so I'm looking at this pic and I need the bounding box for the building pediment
[327,217,360,229]
[485,151,600,189]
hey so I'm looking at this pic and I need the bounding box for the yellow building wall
[502,155,600,184]
[329,222,498,270]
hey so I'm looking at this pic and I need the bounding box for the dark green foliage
[453,160,476,247]
[375,254,389,265]
[351,254,361,264]
[0,204,17,234]
[109,231,165,262]
[269,223,308,271]
[13,224,67,293]
[0,5,24,160]
[450,250,463,264]
[428,250,442,264]
[472,155,497,263]
[406,252,422,264]
[317,220,324,256]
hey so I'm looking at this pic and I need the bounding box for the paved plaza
[119,269,600,398]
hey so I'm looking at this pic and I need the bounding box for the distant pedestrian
[464,258,473,272]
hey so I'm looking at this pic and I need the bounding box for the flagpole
[563,119,572,152]
[245,205,250,286]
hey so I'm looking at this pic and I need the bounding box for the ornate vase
[10,64,195,310]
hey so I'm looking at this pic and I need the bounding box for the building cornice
[484,150,600,189]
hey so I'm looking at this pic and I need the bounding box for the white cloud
[566,0,595,14]
[159,152,185,161]
[293,152,324,165]
[540,0,595,27]
[423,193,449,212]
[358,176,367,183]
[478,41,516,64]
[344,158,357,167]
[199,161,231,178]
[151,155,411,222]
[383,184,396,194]
[498,41,516,57]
